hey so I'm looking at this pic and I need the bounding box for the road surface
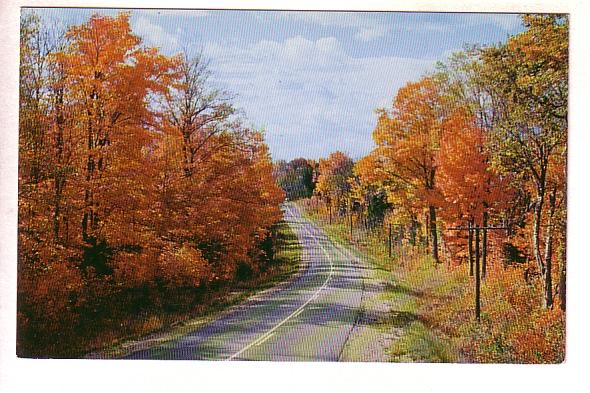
[123,203,371,361]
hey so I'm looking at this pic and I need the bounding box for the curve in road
[123,203,369,361]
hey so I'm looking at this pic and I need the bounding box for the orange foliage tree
[436,109,512,274]
[17,12,284,357]
[52,13,179,267]
[370,77,446,262]
[315,151,354,217]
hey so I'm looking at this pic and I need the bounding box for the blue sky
[25,8,525,161]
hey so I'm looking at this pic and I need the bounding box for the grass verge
[298,203,461,362]
[298,202,565,363]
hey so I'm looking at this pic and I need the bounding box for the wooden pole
[425,212,429,252]
[475,225,481,322]
[468,221,474,276]
[349,202,353,241]
[446,224,507,322]
[482,212,488,279]
[388,223,392,258]
[399,236,404,265]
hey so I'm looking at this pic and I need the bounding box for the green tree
[480,14,568,308]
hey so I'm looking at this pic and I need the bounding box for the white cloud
[250,36,346,69]
[132,15,181,52]
[131,10,211,54]
[203,36,435,159]
[282,11,390,42]
[283,11,523,41]
[127,11,521,160]
[355,25,390,41]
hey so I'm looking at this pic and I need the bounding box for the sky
[25,8,525,161]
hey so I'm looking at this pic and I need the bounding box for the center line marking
[226,205,334,361]
[255,332,275,346]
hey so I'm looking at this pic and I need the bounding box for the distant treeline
[273,158,317,200]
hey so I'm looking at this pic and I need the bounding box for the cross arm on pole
[447,226,508,231]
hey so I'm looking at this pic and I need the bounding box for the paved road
[124,203,369,361]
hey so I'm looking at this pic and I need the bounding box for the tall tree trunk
[532,170,547,277]
[468,220,474,276]
[388,223,392,258]
[53,177,65,240]
[482,210,488,279]
[409,216,417,246]
[182,128,192,177]
[558,237,566,311]
[349,201,353,241]
[544,242,553,309]
[475,226,481,321]
[52,87,65,243]
[425,211,429,251]
[429,205,439,263]
[543,186,557,309]
[559,151,567,312]
[82,110,94,243]
[558,197,566,311]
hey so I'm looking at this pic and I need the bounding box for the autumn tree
[154,52,234,244]
[351,154,391,229]
[55,12,178,268]
[18,12,285,357]
[18,12,85,353]
[479,14,568,308]
[161,52,235,177]
[370,77,446,262]
[19,13,73,245]
[436,109,512,275]
[315,151,354,216]
[154,51,284,281]
[19,13,50,255]
[434,46,500,130]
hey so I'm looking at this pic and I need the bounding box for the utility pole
[425,212,429,253]
[468,221,474,276]
[447,224,507,321]
[349,201,353,241]
[475,226,481,321]
[388,223,392,258]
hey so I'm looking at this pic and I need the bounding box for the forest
[18,12,285,357]
[278,14,567,362]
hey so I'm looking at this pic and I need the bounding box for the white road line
[255,332,275,346]
[225,205,334,361]
[290,307,306,319]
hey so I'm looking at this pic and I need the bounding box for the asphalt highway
[124,203,368,361]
